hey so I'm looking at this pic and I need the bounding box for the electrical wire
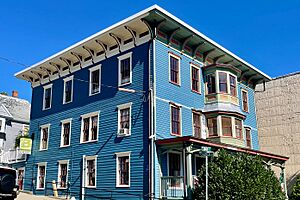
[0,56,28,67]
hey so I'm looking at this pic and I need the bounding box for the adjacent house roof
[15,5,271,87]
[0,94,30,123]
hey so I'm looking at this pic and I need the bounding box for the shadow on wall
[287,171,300,197]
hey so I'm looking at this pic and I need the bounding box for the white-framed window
[117,103,132,137]
[60,118,72,147]
[170,104,181,136]
[37,162,47,190]
[116,152,130,187]
[63,76,73,104]
[0,118,5,132]
[190,63,201,93]
[57,160,69,189]
[169,52,181,85]
[40,124,50,151]
[241,89,249,112]
[80,111,99,143]
[206,71,237,97]
[89,65,101,96]
[43,84,53,110]
[245,128,252,148]
[84,155,97,188]
[118,52,132,86]
[192,111,201,138]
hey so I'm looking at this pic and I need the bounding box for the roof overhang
[156,136,288,163]
[15,5,271,87]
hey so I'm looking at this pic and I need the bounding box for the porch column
[186,146,193,199]
[280,165,288,199]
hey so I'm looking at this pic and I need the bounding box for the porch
[156,136,289,200]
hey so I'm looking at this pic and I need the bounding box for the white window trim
[241,89,249,113]
[36,162,47,190]
[117,102,132,137]
[190,63,201,94]
[80,111,100,143]
[116,151,131,188]
[118,52,132,86]
[63,76,74,104]
[43,84,53,110]
[85,155,97,188]
[57,160,69,189]
[169,104,182,136]
[168,52,181,85]
[89,65,101,96]
[60,118,72,147]
[39,124,50,151]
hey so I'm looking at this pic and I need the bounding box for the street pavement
[16,192,60,200]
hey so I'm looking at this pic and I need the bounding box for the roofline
[156,136,288,162]
[15,4,271,80]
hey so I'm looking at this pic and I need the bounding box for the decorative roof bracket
[181,35,194,53]
[203,48,216,63]
[22,74,34,82]
[70,52,83,69]
[240,69,250,80]
[40,66,53,81]
[192,41,205,58]
[141,18,154,39]
[109,33,122,53]
[247,74,259,85]
[49,62,62,76]
[95,40,108,59]
[30,70,43,84]
[224,59,234,64]
[82,46,95,64]
[124,26,137,46]
[167,27,180,45]
[213,54,226,64]
[59,57,72,73]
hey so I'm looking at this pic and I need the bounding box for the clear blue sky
[1,0,300,101]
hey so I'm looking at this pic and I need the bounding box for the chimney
[12,90,18,98]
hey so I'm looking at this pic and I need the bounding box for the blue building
[15,5,288,200]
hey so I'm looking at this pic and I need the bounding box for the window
[207,118,218,136]
[81,112,99,143]
[206,74,216,94]
[89,65,101,95]
[118,52,132,86]
[58,160,68,189]
[168,152,182,187]
[63,76,73,104]
[235,119,243,139]
[193,112,201,138]
[191,65,200,93]
[60,119,72,147]
[169,53,180,85]
[242,90,249,112]
[229,75,236,96]
[218,72,228,93]
[43,84,52,110]
[85,156,97,187]
[171,105,181,136]
[116,152,130,187]
[40,124,50,150]
[117,103,132,136]
[245,128,251,148]
[37,163,46,189]
[222,117,232,136]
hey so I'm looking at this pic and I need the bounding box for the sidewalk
[17,192,62,200]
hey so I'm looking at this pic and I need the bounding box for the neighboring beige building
[255,71,300,194]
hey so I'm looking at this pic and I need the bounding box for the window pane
[119,156,129,185]
[191,67,199,92]
[171,106,180,135]
[206,74,216,94]
[83,118,90,142]
[44,88,51,109]
[87,159,95,186]
[193,112,201,138]
[59,164,67,188]
[65,80,72,103]
[235,119,242,139]
[229,75,236,96]
[41,127,48,149]
[91,116,98,140]
[120,108,130,129]
[242,91,248,112]
[207,118,218,136]
[246,129,251,147]
[222,117,232,136]
[121,58,130,84]
[63,123,70,146]
[91,70,100,94]
[39,166,45,188]
[169,153,181,177]
[170,56,179,84]
[218,72,227,93]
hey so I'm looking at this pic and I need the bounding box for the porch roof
[156,136,288,163]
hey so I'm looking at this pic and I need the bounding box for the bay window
[207,117,218,136]
[218,72,228,93]
[206,74,216,94]
[229,75,237,96]
[221,116,232,136]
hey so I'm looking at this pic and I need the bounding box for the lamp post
[200,146,213,200]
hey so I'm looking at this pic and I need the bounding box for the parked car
[0,166,18,200]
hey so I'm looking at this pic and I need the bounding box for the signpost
[200,147,214,200]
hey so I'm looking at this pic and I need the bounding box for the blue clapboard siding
[24,42,150,200]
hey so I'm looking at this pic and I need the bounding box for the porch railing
[161,176,184,199]
[0,148,26,164]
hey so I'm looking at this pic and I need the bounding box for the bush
[290,176,300,200]
[193,149,285,200]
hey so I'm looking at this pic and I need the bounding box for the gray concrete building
[255,71,300,194]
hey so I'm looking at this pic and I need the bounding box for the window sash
[91,116,98,141]
[222,117,232,136]
[191,67,199,92]
[120,108,130,129]
[38,166,45,189]
[171,106,180,135]
[44,88,51,109]
[91,69,100,94]
[59,164,68,188]
[246,129,251,147]
[218,72,228,93]
[118,156,129,185]
[229,75,236,96]
[41,128,48,150]
[206,74,216,94]
[63,123,70,146]
[170,56,179,84]
[193,113,201,138]
[242,91,248,112]
[82,115,98,142]
[121,58,130,84]
[235,119,243,139]
[207,118,218,136]
[87,159,96,186]
[64,80,72,103]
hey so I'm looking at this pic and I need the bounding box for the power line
[0,56,28,67]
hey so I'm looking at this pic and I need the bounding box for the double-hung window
[116,152,130,187]
[218,72,228,93]
[118,52,132,86]
[89,65,101,95]
[235,119,243,139]
[222,116,232,136]
[85,156,97,187]
[60,119,72,147]
[171,104,181,136]
[58,160,68,189]
[81,112,99,143]
[192,112,201,138]
[169,53,180,85]
[229,75,237,96]
[242,90,249,112]
[37,163,46,189]
[43,84,52,110]
[191,64,200,93]
[245,128,251,148]
[117,103,132,136]
[63,76,73,104]
[40,124,50,150]
[206,74,216,94]
[207,117,218,136]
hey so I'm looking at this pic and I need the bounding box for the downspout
[82,155,86,200]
